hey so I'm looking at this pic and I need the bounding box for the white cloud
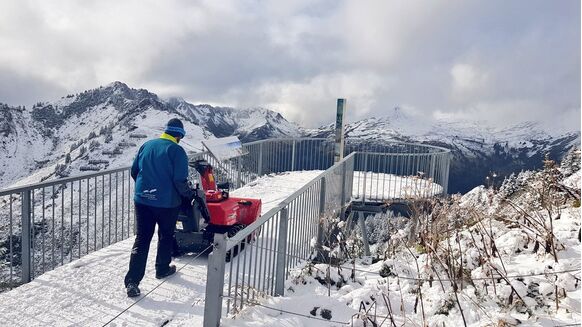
[0,0,579,133]
[450,63,490,103]
[218,71,387,127]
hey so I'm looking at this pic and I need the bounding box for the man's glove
[190,188,211,223]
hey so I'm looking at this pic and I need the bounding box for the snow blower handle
[190,184,211,223]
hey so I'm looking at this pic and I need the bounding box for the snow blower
[174,159,261,256]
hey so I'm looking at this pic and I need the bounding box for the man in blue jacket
[124,118,194,298]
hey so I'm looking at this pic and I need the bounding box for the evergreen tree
[498,172,517,199]
[560,148,581,177]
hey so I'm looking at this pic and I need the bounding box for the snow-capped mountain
[1,84,579,194]
[306,107,580,194]
[0,82,301,189]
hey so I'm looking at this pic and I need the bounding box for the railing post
[291,139,296,171]
[274,207,289,296]
[204,234,227,327]
[361,153,369,203]
[443,154,451,195]
[316,177,326,247]
[21,190,32,283]
[334,99,346,163]
[429,154,436,183]
[357,211,371,256]
[340,162,347,220]
[237,157,242,188]
[257,143,263,176]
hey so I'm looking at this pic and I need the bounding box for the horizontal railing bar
[346,151,449,158]
[0,166,131,196]
[245,137,451,154]
[241,137,328,147]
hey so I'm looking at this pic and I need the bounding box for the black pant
[124,202,179,287]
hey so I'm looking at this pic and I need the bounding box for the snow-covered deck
[352,171,443,201]
[0,171,442,326]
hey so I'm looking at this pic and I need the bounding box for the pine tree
[560,148,581,177]
[498,172,518,199]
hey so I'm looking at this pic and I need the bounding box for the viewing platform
[0,138,451,326]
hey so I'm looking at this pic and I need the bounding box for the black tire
[227,224,245,237]
[226,224,246,262]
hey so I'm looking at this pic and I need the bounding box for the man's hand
[190,188,211,223]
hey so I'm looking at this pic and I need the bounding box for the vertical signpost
[334,98,346,163]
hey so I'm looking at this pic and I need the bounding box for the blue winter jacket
[131,134,193,208]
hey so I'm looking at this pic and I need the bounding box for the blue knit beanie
[165,118,186,138]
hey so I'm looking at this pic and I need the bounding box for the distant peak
[166,96,187,106]
[167,96,186,102]
[106,81,129,89]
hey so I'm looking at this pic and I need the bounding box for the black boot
[155,264,177,279]
[126,283,141,297]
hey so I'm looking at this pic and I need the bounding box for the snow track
[0,171,321,326]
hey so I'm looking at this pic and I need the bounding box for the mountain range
[0,82,579,193]
[307,107,580,193]
[0,82,301,189]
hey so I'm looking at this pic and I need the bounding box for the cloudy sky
[0,0,579,131]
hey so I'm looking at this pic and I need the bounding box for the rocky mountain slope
[0,84,579,194]
[306,107,580,193]
[0,82,301,189]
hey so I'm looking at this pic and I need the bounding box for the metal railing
[201,139,450,326]
[204,153,356,326]
[0,137,450,294]
[0,168,134,291]
[216,138,450,199]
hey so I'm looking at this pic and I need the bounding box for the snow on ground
[225,217,580,327]
[0,170,456,326]
[0,171,319,326]
[352,171,443,200]
[231,171,323,212]
[224,176,581,327]
[562,170,581,190]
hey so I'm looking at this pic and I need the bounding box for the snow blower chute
[174,159,261,255]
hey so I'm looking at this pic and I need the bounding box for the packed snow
[562,170,581,190]
[352,171,443,200]
[0,171,321,326]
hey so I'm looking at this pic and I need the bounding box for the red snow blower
[174,159,262,255]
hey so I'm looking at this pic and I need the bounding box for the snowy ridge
[0,82,301,189]
[2,84,578,195]
[307,106,578,154]
[307,106,580,194]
